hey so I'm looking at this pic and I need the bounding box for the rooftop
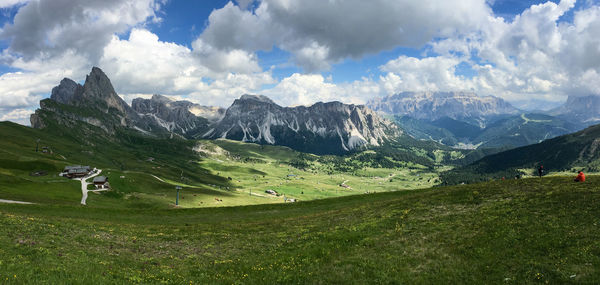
[93,176,108,183]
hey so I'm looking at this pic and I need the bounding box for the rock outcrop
[131,94,216,138]
[552,95,600,125]
[367,91,519,123]
[203,94,399,154]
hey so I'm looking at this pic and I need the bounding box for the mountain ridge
[367,91,519,124]
[30,67,400,154]
[204,94,400,154]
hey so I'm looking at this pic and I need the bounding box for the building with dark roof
[93,176,109,189]
[63,165,91,178]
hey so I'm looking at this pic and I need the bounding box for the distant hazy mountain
[367,91,518,125]
[551,95,600,125]
[203,94,399,154]
[367,91,582,149]
[398,113,580,149]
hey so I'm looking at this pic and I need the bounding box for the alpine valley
[19,67,600,190]
[367,91,584,149]
[3,66,600,283]
[5,1,600,283]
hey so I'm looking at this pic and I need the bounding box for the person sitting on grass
[574,171,585,182]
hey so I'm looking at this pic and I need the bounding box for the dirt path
[80,169,102,205]
[150,174,166,183]
[0,199,34,205]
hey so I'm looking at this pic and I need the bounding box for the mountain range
[31,67,397,154]
[367,91,519,124]
[29,66,600,162]
[203,94,398,154]
[368,91,584,149]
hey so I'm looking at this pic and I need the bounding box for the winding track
[79,169,102,205]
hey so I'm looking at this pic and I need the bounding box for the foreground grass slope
[1,176,599,283]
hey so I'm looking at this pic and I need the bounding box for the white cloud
[0,107,33,125]
[376,0,600,107]
[0,0,27,8]
[262,73,341,106]
[100,29,204,95]
[197,0,492,71]
[0,52,87,108]
[380,56,470,93]
[0,0,162,63]
[0,1,276,125]
[261,73,381,107]
[4,0,600,125]
[99,28,275,107]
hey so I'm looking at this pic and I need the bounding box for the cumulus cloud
[197,0,492,71]
[0,0,28,8]
[0,107,34,125]
[0,0,275,123]
[0,0,162,63]
[0,50,88,109]
[99,28,275,107]
[377,0,600,108]
[261,73,381,107]
[380,56,471,93]
[0,0,165,125]
[100,29,205,95]
[4,0,600,126]
[262,73,342,106]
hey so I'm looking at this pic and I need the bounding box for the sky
[1,0,600,125]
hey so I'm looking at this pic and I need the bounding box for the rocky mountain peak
[86,67,114,94]
[150,94,173,104]
[50,78,81,105]
[31,67,137,132]
[238,94,276,104]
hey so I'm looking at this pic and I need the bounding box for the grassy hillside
[1,176,599,283]
[0,122,440,208]
[442,123,600,184]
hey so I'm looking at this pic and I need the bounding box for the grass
[0,122,439,208]
[1,176,599,283]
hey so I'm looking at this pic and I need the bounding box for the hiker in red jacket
[574,171,585,182]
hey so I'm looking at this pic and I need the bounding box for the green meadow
[2,122,600,283]
[1,176,599,283]
[0,122,438,209]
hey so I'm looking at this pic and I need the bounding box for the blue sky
[1,0,600,124]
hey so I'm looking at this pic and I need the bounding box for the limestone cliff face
[552,95,600,125]
[204,94,399,154]
[49,78,82,105]
[367,91,518,123]
[131,94,216,138]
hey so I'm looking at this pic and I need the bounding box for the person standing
[538,165,544,177]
